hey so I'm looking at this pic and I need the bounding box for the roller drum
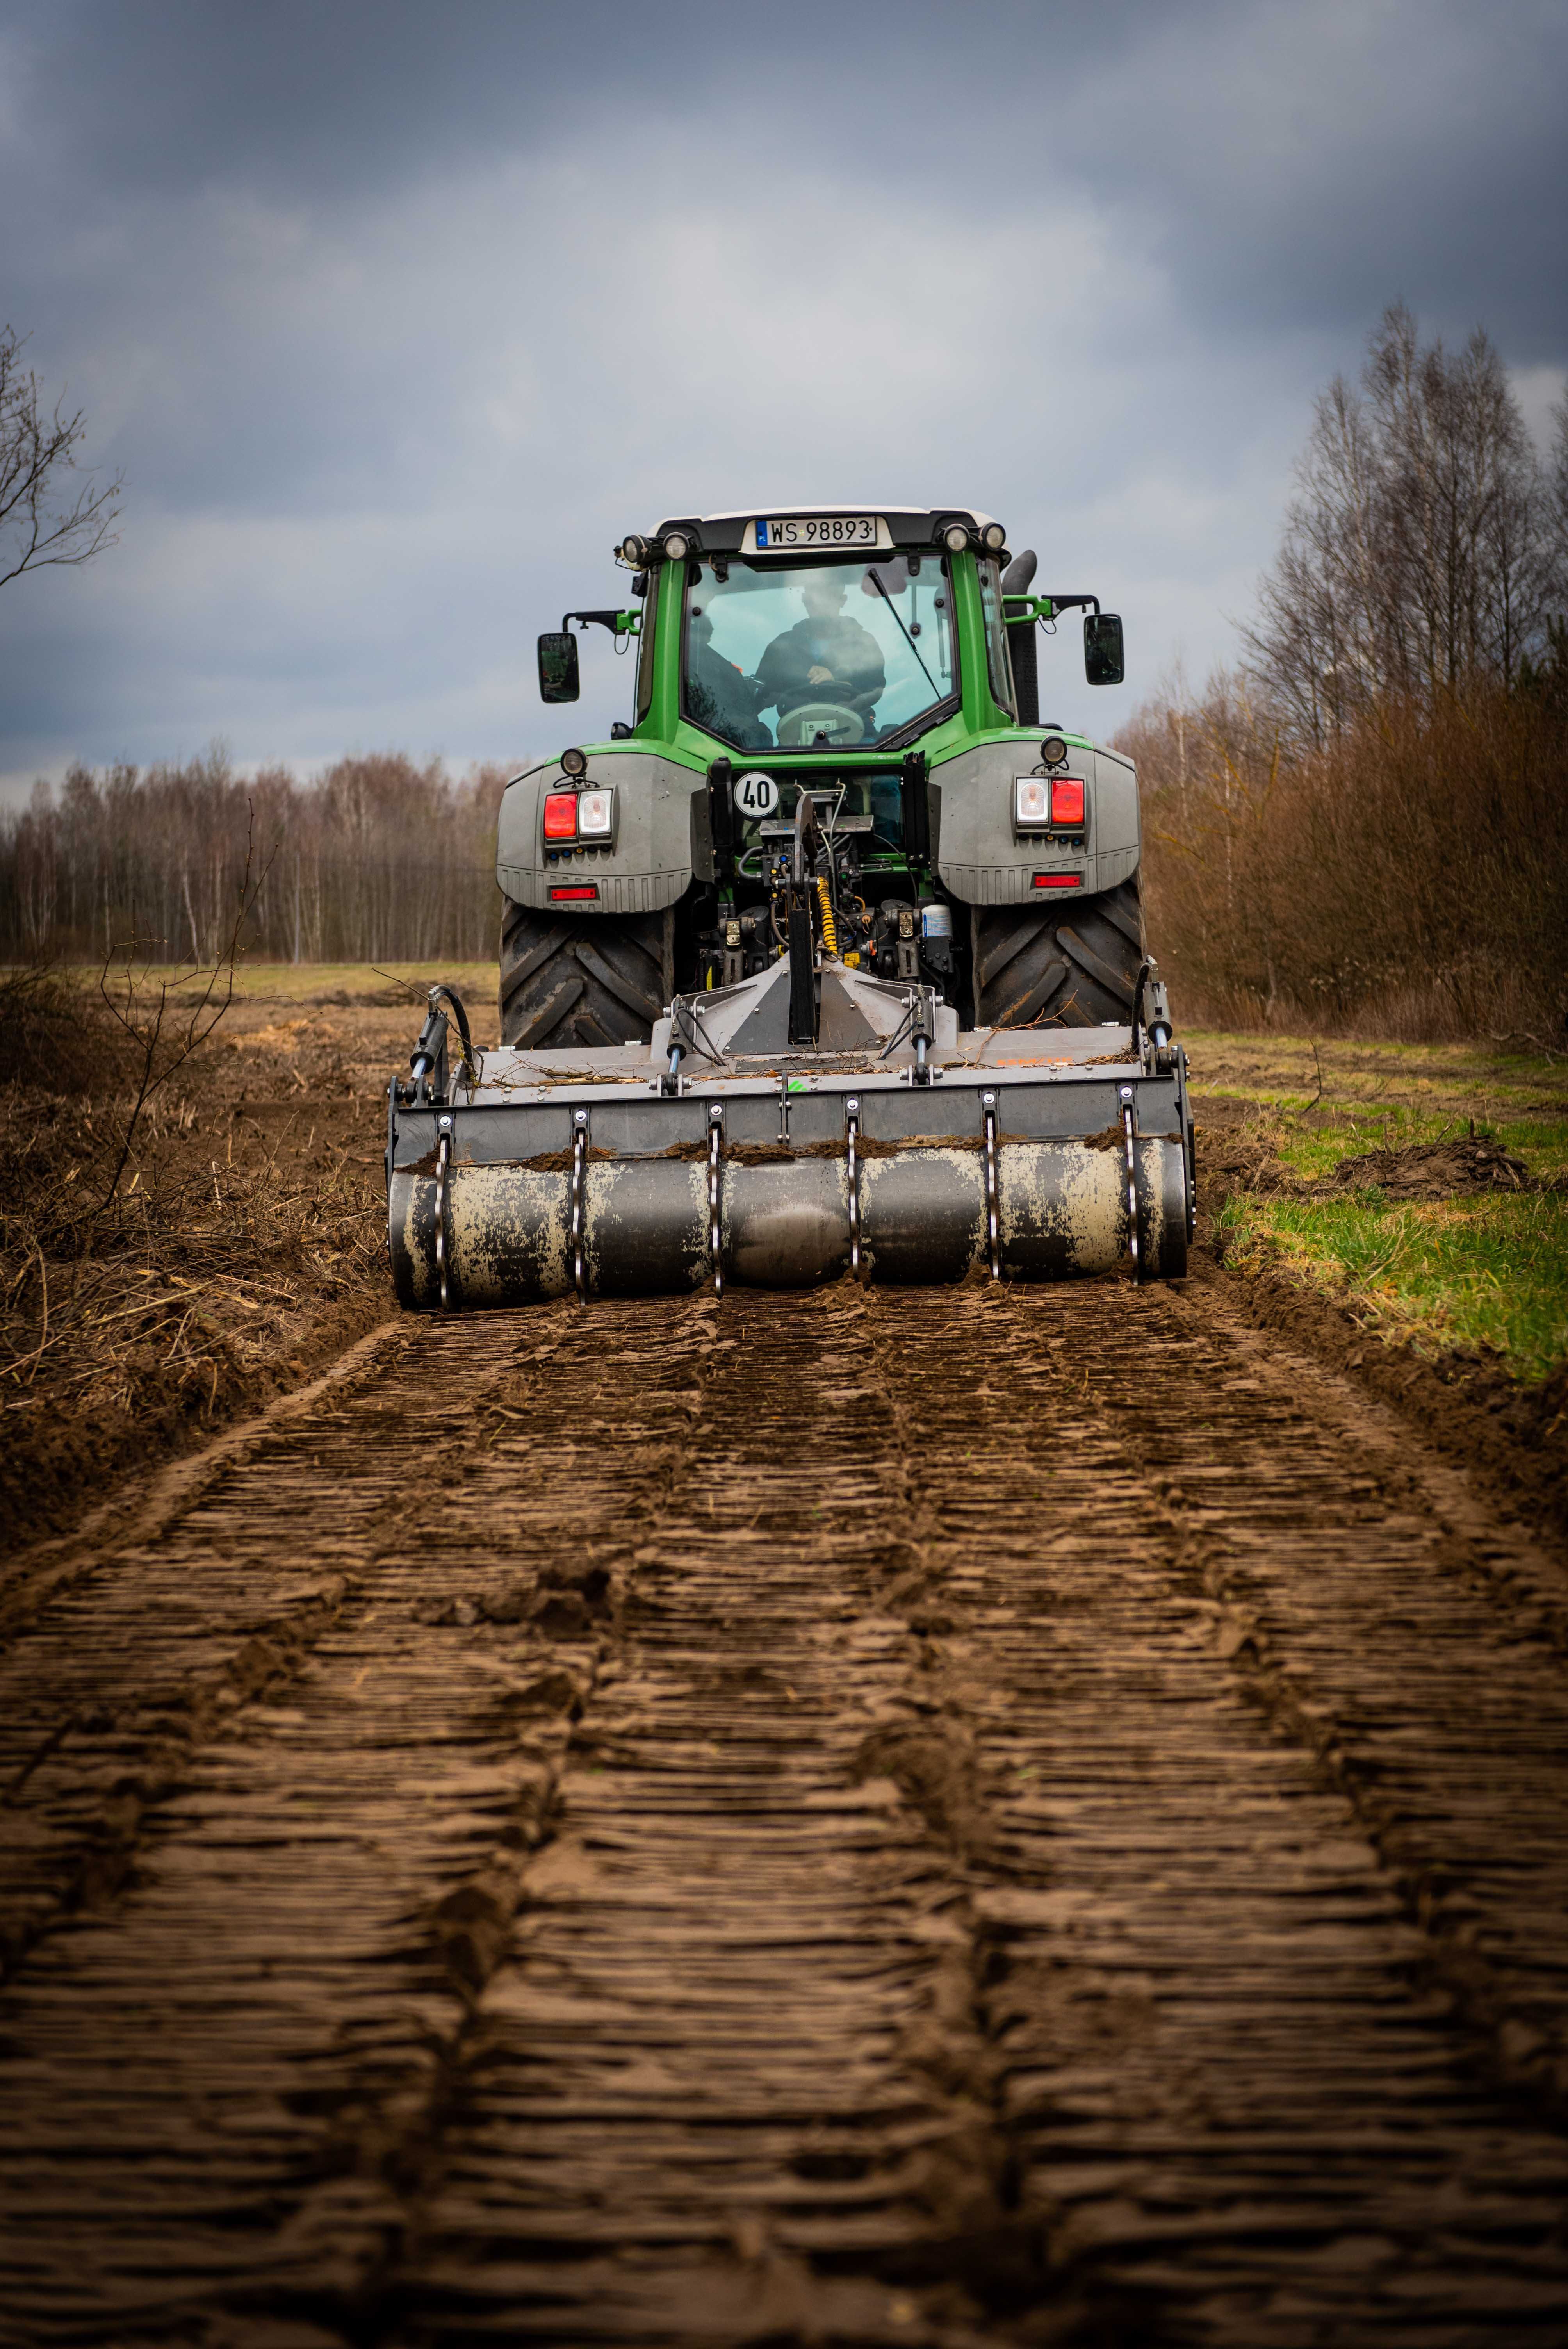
[389,1132,1190,1306]
[1133,1134,1188,1280]
[721,1161,851,1288]
[859,1150,986,1283]
[997,1142,1128,1279]
[586,1160,709,1294]
[389,1162,573,1307]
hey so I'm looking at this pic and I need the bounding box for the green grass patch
[1266,1105,1568,1185]
[1192,1030,1568,1381]
[1217,1190,1568,1383]
[1188,1029,1568,1372]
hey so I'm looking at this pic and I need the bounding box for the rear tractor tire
[973,875,1144,1028]
[499,898,673,1048]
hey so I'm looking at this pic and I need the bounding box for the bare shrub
[0,960,132,1095]
[0,961,387,1546]
[1130,663,1568,1040]
[0,831,392,1543]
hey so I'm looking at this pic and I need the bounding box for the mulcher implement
[386,503,1196,1306]
[386,954,1194,1306]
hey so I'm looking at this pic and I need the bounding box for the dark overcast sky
[2,0,1565,798]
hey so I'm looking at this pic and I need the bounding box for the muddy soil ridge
[4,1273,1568,2346]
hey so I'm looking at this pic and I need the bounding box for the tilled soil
[1323,1134,1536,1197]
[4,1277,1568,2347]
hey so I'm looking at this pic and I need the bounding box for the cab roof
[652,505,1002,547]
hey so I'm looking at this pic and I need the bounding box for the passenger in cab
[686,608,769,746]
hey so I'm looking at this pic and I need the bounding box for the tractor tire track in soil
[2,1279,1568,2345]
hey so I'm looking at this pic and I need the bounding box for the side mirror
[538,631,580,703]
[1084,612,1124,686]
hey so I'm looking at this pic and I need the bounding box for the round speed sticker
[733,771,780,820]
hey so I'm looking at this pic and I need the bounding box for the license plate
[754,513,878,550]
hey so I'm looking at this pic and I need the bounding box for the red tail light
[543,790,578,840]
[1050,777,1085,825]
[549,882,599,902]
[1032,872,1082,890]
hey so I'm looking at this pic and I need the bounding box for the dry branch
[0,324,122,590]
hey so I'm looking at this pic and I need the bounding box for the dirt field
[4,974,1568,2345]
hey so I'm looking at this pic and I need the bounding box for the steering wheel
[774,701,866,748]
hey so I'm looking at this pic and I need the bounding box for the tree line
[1126,305,1568,1038]
[0,750,512,966]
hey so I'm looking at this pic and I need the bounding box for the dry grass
[0,961,485,1552]
[1125,675,1568,1043]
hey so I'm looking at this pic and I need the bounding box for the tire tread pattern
[973,876,1144,1028]
[500,899,672,1048]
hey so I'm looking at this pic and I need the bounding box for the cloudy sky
[2,0,1565,804]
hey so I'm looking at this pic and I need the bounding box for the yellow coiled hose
[816,875,839,956]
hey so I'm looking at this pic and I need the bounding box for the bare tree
[0,324,122,592]
[91,811,271,1217]
[1550,389,1568,588]
[1245,305,1564,742]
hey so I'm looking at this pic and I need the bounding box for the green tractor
[385,507,1192,1308]
[498,506,1141,1048]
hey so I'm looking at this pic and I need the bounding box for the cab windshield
[683,554,957,752]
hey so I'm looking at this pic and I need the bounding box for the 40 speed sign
[733,772,780,819]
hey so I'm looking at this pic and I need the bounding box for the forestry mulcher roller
[387,506,1195,1306]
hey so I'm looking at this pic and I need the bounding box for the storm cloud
[2,0,1564,799]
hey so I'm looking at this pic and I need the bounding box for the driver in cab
[756,573,886,729]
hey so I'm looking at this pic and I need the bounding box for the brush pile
[0,964,386,1551]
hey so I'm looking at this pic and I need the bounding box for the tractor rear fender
[932,739,1140,908]
[496,751,701,916]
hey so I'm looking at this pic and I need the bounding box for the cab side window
[635,591,657,724]
[976,556,1016,720]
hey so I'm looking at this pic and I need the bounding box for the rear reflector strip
[549,883,599,902]
[1032,872,1082,890]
